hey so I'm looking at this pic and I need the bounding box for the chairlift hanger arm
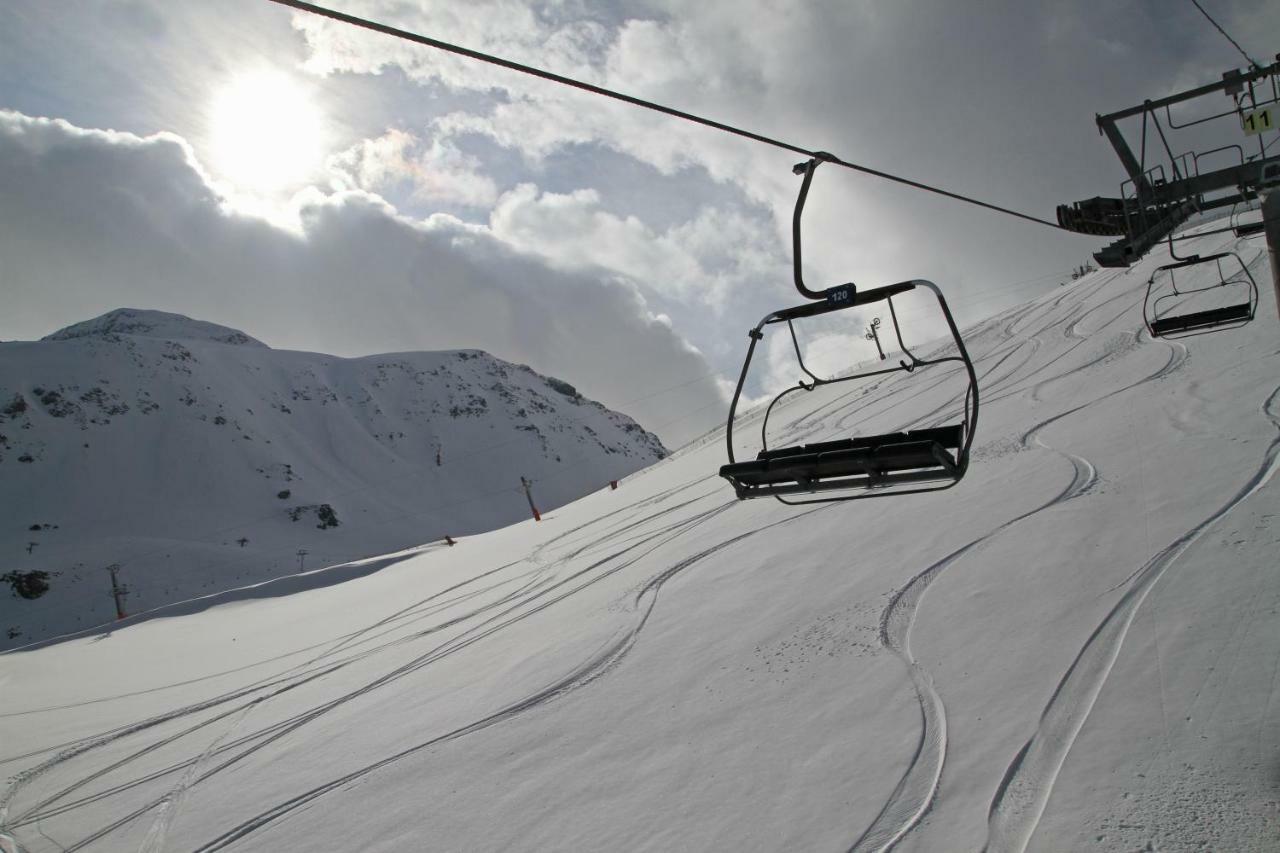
[792,156,837,300]
[790,157,932,306]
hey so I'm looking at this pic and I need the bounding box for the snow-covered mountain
[3,217,1278,852]
[0,309,665,646]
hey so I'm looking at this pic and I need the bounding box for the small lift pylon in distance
[718,156,979,504]
[1143,233,1259,339]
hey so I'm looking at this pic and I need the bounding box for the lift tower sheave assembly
[1057,54,1280,268]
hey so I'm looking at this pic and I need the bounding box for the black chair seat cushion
[1150,303,1251,336]
[721,424,963,488]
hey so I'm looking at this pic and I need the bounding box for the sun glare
[210,70,325,192]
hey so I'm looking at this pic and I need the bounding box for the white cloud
[327,128,499,207]
[0,110,723,447]
[283,0,1280,333]
[294,0,611,90]
[489,183,790,311]
[327,127,417,190]
[288,1,959,314]
[290,1,784,188]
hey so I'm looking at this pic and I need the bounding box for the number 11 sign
[1242,106,1275,135]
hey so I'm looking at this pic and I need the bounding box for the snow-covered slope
[2,220,1278,852]
[0,309,665,647]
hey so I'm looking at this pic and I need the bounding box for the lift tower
[1057,55,1280,267]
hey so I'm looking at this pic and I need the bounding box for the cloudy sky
[2,0,1277,446]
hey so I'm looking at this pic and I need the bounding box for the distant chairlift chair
[1229,198,1265,237]
[718,156,979,504]
[1143,236,1258,339]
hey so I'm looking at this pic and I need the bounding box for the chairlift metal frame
[1143,235,1258,339]
[1055,56,1280,267]
[718,156,979,504]
[1228,197,1265,237]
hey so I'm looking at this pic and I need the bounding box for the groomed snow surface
[4,219,1279,851]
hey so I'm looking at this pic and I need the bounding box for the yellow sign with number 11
[1242,106,1275,135]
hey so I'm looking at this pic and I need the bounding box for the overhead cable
[1189,0,1262,69]
[266,0,1069,232]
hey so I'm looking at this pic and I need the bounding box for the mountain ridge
[0,308,666,646]
[41,307,269,348]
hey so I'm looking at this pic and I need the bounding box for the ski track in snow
[847,282,1191,852]
[0,546,574,814]
[0,484,706,837]
[848,439,1096,853]
[136,702,254,853]
[188,504,830,852]
[978,247,1271,851]
[4,477,823,852]
[981,383,1280,853]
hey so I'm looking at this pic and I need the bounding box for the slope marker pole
[105,563,128,620]
[520,476,542,522]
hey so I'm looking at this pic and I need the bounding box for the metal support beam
[1098,115,1149,190]
[1098,56,1280,124]
[1064,57,1280,267]
[1169,156,1280,198]
[1075,155,1280,265]
[1264,189,1280,322]
[1094,57,1280,191]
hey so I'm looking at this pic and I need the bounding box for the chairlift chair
[1143,238,1258,339]
[718,156,980,504]
[1229,198,1265,237]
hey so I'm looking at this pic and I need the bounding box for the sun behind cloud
[209,69,325,192]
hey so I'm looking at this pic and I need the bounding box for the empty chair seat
[1144,249,1259,341]
[720,424,964,498]
[1149,303,1252,337]
[755,424,963,462]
